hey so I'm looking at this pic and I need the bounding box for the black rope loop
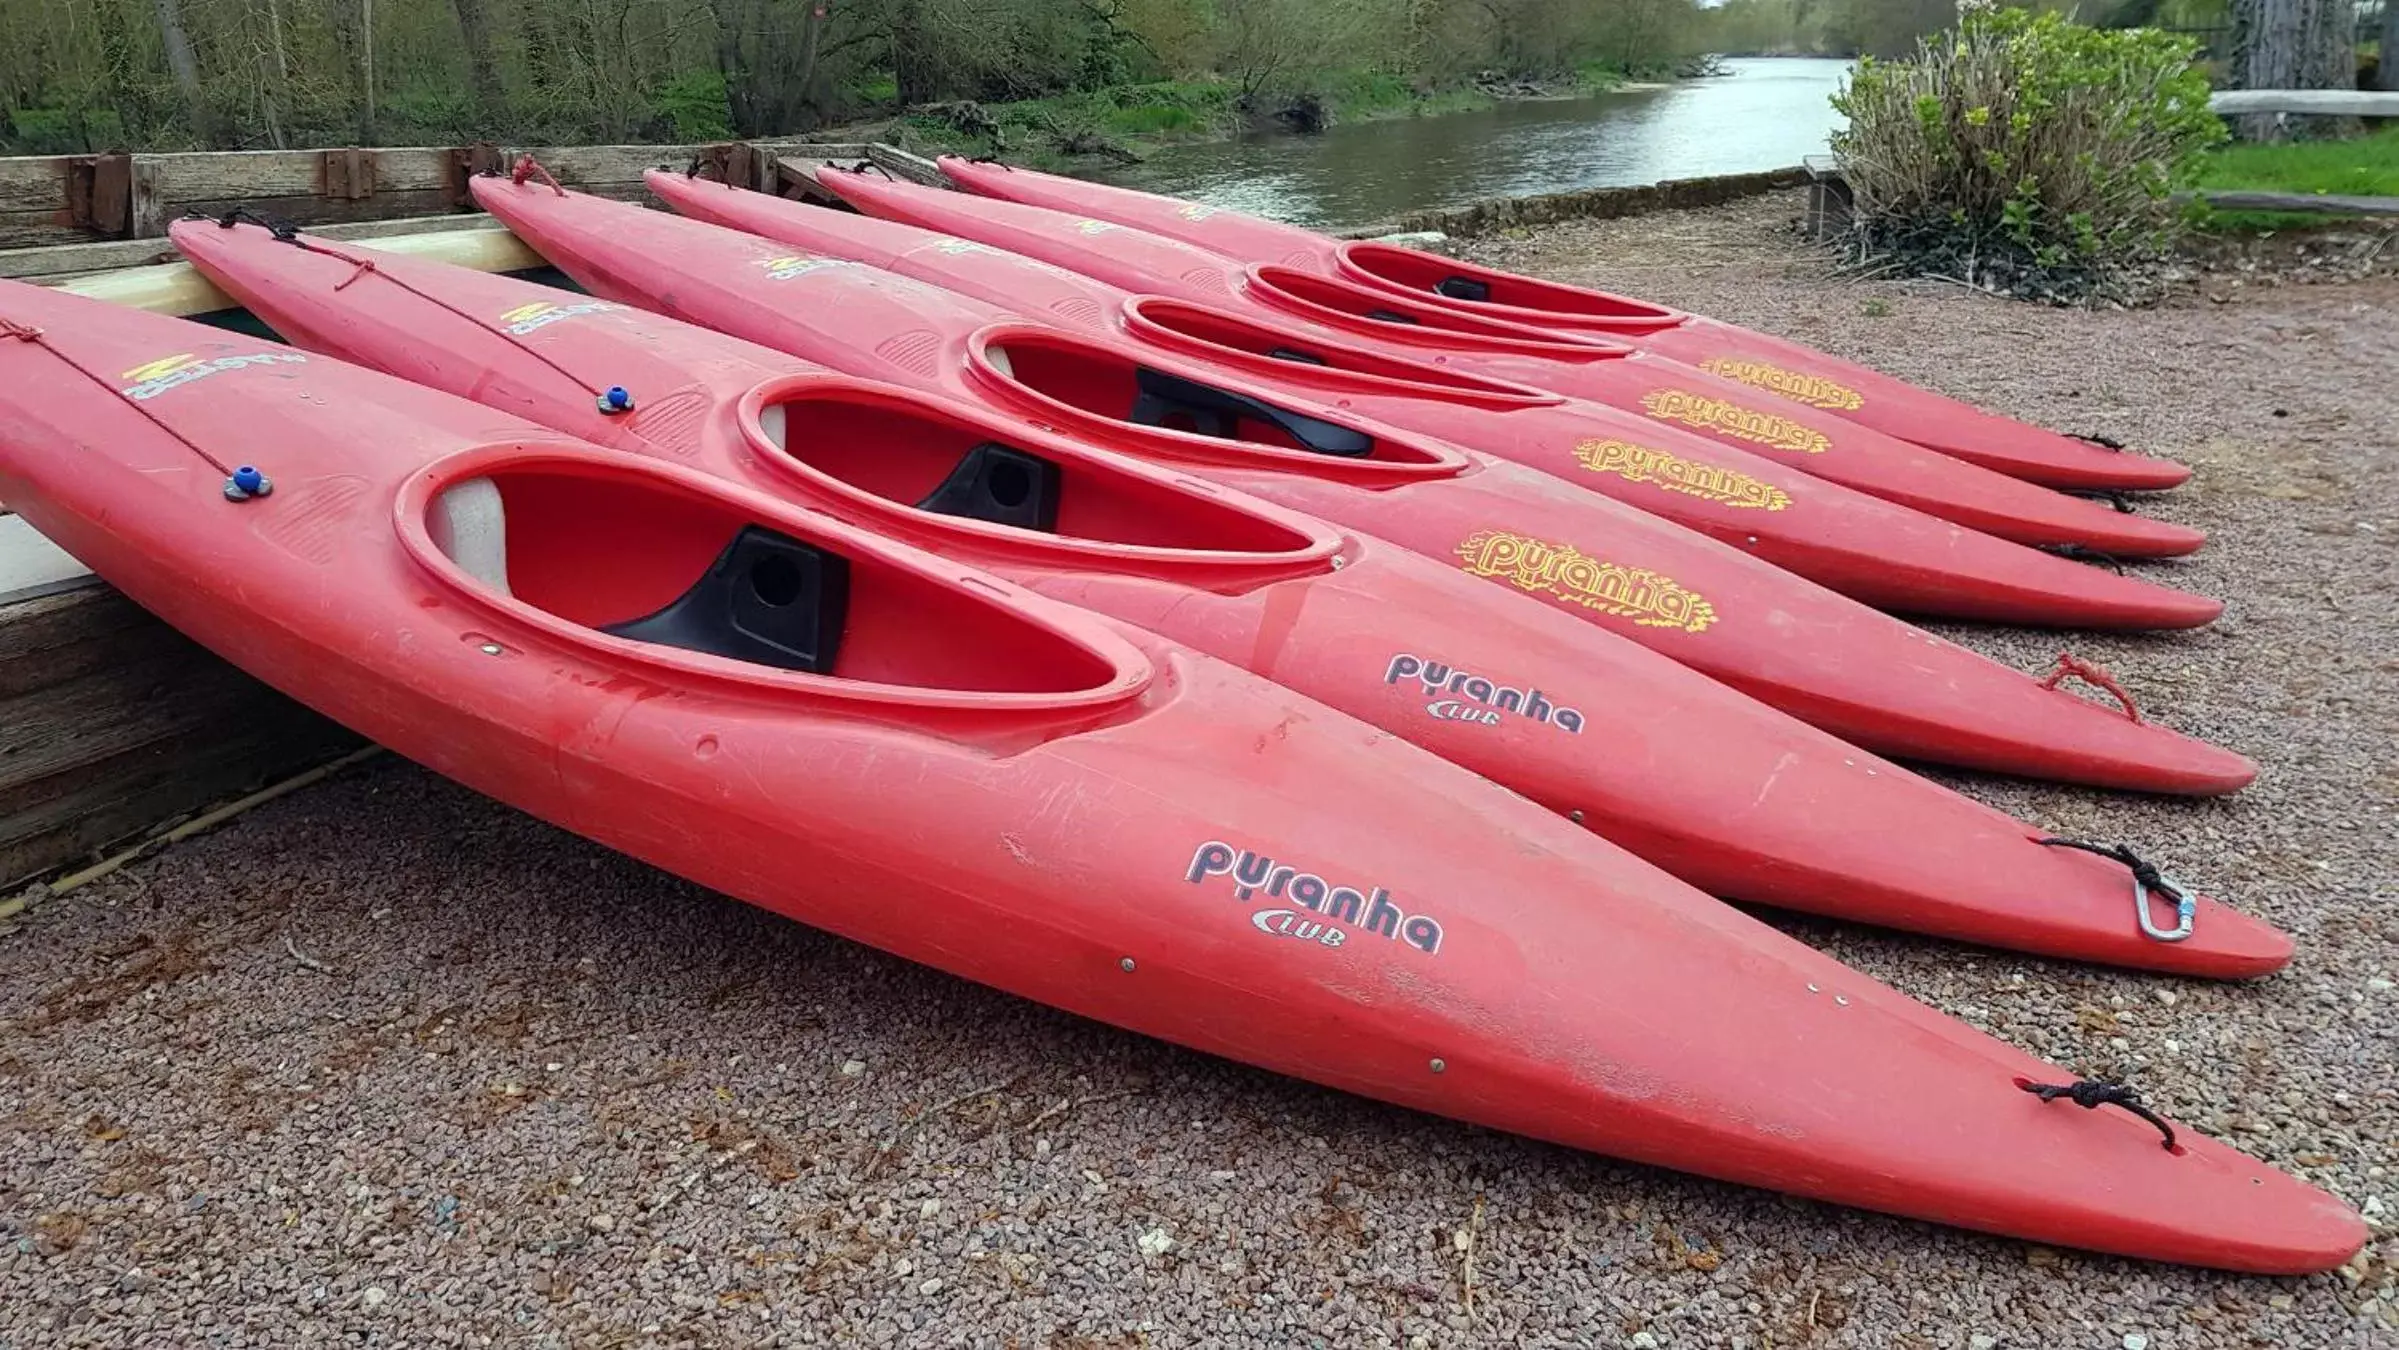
[190,206,301,242]
[2041,543,2128,574]
[843,159,895,179]
[2038,835,2197,942]
[2038,837,2165,894]
[2020,1077,2177,1151]
[2065,488,2138,514]
[2071,431,2128,452]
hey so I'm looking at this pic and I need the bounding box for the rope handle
[511,155,567,196]
[0,318,42,341]
[2020,1077,2177,1151]
[2038,651,2141,722]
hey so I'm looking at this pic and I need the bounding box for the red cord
[2039,651,2142,722]
[510,155,567,197]
[280,233,609,400]
[0,316,230,473]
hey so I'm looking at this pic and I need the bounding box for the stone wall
[1339,166,1813,240]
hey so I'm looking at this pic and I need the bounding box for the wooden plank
[57,221,544,317]
[0,210,510,282]
[864,144,950,187]
[0,210,88,251]
[511,140,881,194]
[0,155,72,204]
[2192,189,2399,216]
[128,155,166,238]
[2210,89,2399,116]
[56,259,235,316]
[0,719,359,891]
[143,146,455,202]
[511,143,708,192]
[0,584,364,890]
[0,586,156,701]
[2,140,916,247]
[160,188,464,230]
[0,643,273,794]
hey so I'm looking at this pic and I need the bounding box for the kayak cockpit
[1248,266,1625,354]
[1339,243,1682,330]
[746,384,1328,556]
[407,453,1138,699]
[1119,297,1552,405]
[976,331,1452,467]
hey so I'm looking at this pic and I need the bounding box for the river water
[1098,57,1854,231]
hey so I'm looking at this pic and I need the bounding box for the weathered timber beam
[0,140,907,246]
[56,220,543,317]
[3,211,518,283]
[2208,89,2399,116]
[2191,189,2399,216]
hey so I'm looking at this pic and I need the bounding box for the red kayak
[173,214,2284,976]
[935,157,2193,492]
[814,167,2204,553]
[19,288,2355,1275]
[475,174,2255,797]
[654,169,2217,630]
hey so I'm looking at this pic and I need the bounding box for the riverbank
[849,60,1707,172]
[2,191,2390,1347]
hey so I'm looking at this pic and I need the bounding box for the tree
[151,0,213,142]
[713,0,843,134]
[2379,0,2396,91]
[321,0,378,142]
[2228,0,2356,139]
[450,0,507,131]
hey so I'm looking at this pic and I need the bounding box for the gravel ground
[3,193,2395,1348]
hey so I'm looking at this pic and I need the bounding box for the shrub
[1830,7,2224,301]
[649,71,736,144]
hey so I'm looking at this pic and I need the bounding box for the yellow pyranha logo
[1639,389,1830,456]
[120,354,201,382]
[1697,356,1865,412]
[1454,530,1716,633]
[117,349,306,401]
[1570,439,1790,511]
[496,299,621,335]
[756,255,842,281]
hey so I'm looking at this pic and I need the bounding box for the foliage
[1830,8,2226,301]
[0,0,1932,156]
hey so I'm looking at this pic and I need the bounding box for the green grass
[1318,70,1495,121]
[2186,126,2399,231]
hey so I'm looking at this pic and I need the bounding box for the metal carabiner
[2135,869,2197,943]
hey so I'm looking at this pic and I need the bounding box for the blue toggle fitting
[223,464,273,501]
[597,385,636,415]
